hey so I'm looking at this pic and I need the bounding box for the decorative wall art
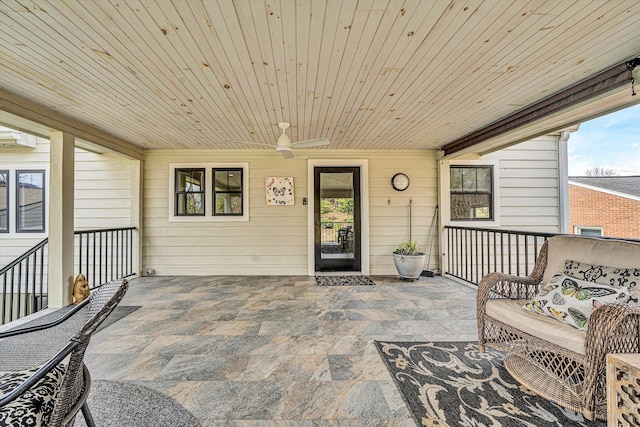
[265,177,294,205]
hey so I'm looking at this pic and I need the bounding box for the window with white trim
[16,170,45,232]
[175,168,205,216]
[0,170,8,232]
[213,168,243,216]
[169,163,249,222]
[574,226,603,237]
[450,165,494,221]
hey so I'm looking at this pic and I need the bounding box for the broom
[422,204,439,277]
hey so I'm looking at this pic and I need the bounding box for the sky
[567,103,640,176]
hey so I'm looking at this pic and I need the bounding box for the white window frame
[169,163,249,222]
[445,159,501,227]
[574,226,603,236]
[0,165,49,237]
[0,169,8,233]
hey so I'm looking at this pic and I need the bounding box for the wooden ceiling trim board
[533,2,640,81]
[110,0,235,147]
[203,1,275,145]
[441,59,638,156]
[339,0,448,146]
[353,0,487,146]
[0,43,158,149]
[0,88,143,159]
[322,0,398,147]
[361,0,509,145]
[418,0,563,138]
[311,0,354,145]
[347,0,474,145]
[299,0,320,141]
[156,2,238,144]
[295,1,317,140]
[400,0,608,145]
[78,0,213,147]
[472,0,632,114]
[164,2,250,145]
[315,0,362,144]
[255,0,289,129]
[278,1,300,138]
[441,0,629,128]
[46,1,193,145]
[195,1,269,145]
[126,0,234,147]
[0,5,150,138]
[330,3,420,148]
[332,0,418,146]
[387,0,552,144]
[72,2,201,145]
[237,0,288,140]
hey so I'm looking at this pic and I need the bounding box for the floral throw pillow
[523,273,631,330]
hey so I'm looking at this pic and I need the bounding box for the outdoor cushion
[0,364,67,427]
[522,273,630,330]
[486,299,586,355]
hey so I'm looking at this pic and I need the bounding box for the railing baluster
[39,246,44,310]
[79,232,83,278]
[1,227,136,325]
[16,262,22,320]
[443,226,558,286]
[524,235,529,276]
[110,231,114,281]
[99,231,103,286]
[92,232,96,286]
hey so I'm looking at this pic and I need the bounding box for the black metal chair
[0,278,129,426]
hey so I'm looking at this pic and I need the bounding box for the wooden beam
[441,59,640,156]
[0,88,144,160]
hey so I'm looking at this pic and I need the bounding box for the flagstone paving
[85,275,478,426]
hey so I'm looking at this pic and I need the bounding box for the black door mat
[314,276,376,286]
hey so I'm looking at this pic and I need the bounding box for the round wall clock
[391,173,410,191]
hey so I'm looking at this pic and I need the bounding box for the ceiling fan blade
[289,138,330,148]
[232,141,274,148]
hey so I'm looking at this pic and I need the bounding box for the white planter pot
[392,253,427,279]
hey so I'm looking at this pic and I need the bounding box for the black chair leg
[81,402,96,427]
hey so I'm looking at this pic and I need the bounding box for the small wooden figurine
[73,274,90,304]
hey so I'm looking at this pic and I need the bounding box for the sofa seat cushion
[486,299,586,355]
[0,364,67,427]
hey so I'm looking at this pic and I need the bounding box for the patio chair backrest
[48,278,129,426]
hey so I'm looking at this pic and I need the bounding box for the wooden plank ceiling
[0,0,639,153]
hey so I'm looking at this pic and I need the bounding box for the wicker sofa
[477,235,640,421]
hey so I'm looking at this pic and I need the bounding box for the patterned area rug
[315,276,376,286]
[375,341,605,427]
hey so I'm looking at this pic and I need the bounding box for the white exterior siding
[74,150,133,229]
[143,149,438,276]
[495,136,561,231]
[0,138,134,268]
[441,134,561,232]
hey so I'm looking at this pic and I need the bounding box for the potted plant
[393,240,427,280]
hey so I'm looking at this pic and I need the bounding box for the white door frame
[307,159,369,276]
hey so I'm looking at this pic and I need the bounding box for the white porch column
[130,159,143,276]
[48,130,75,308]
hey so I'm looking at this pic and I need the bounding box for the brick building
[569,176,640,239]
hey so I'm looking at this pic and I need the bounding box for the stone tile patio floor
[85,275,478,426]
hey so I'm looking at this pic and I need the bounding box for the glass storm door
[314,167,361,272]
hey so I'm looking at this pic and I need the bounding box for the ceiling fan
[238,123,329,158]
